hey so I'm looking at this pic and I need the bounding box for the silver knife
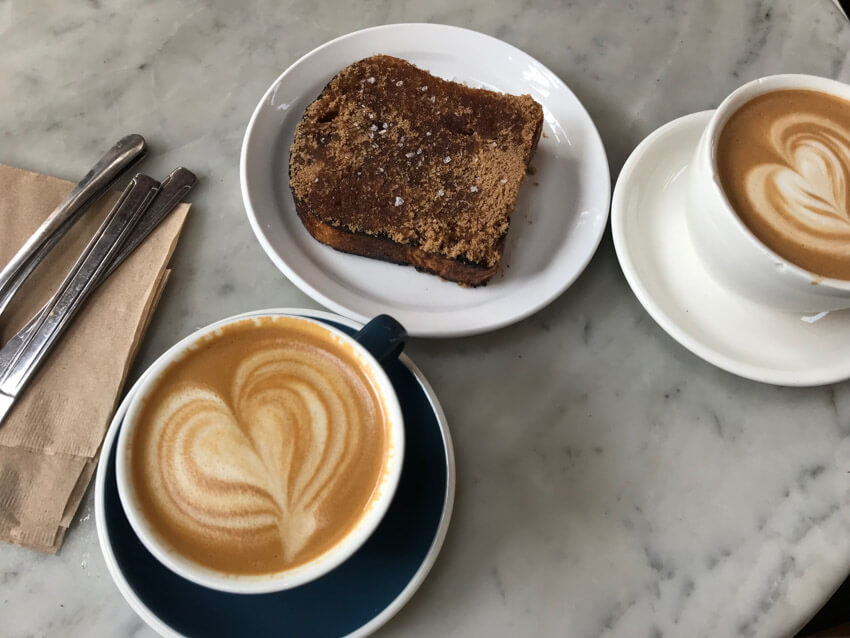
[0,175,161,426]
[0,134,146,320]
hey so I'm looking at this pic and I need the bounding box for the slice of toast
[289,55,543,286]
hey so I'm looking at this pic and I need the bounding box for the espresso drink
[717,89,850,280]
[129,316,389,576]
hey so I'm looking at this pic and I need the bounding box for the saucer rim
[94,307,456,638]
[239,22,611,338]
[611,110,850,387]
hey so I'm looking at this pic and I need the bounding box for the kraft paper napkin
[0,163,189,553]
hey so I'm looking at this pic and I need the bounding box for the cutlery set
[0,135,196,426]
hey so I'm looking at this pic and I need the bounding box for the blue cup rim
[94,308,455,638]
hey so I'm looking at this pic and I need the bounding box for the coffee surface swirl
[129,316,389,576]
[717,89,850,280]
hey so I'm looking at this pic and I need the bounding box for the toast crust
[294,200,501,286]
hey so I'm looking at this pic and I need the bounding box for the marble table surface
[3,0,850,636]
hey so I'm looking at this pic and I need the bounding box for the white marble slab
[2,1,850,636]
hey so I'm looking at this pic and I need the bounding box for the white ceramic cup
[115,311,406,594]
[686,73,850,312]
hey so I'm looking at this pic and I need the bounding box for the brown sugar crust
[289,55,543,285]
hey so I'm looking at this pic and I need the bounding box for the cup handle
[353,315,407,363]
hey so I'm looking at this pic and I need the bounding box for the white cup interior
[115,312,405,594]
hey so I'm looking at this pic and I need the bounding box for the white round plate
[95,308,455,638]
[241,23,610,337]
[612,110,850,386]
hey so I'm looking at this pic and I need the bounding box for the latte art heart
[130,318,389,576]
[745,113,850,248]
[717,89,850,280]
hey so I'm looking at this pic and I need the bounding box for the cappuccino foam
[129,316,389,576]
[717,89,850,280]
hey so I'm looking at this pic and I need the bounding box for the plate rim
[611,109,850,387]
[94,307,456,638]
[240,22,611,338]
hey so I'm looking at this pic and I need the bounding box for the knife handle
[0,175,160,399]
[0,134,146,319]
[105,167,196,279]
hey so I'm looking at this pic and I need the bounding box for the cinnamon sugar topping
[289,54,543,272]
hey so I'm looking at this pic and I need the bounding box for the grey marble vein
[2,0,850,637]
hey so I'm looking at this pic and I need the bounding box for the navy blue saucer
[99,316,452,637]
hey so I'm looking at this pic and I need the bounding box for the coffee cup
[686,74,850,312]
[115,311,406,594]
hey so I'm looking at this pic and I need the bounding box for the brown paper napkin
[0,163,189,553]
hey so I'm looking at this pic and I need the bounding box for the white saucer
[241,23,610,338]
[611,110,850,386]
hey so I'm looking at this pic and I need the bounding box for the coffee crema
[717,89,850,280]
[129,316,389,576]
